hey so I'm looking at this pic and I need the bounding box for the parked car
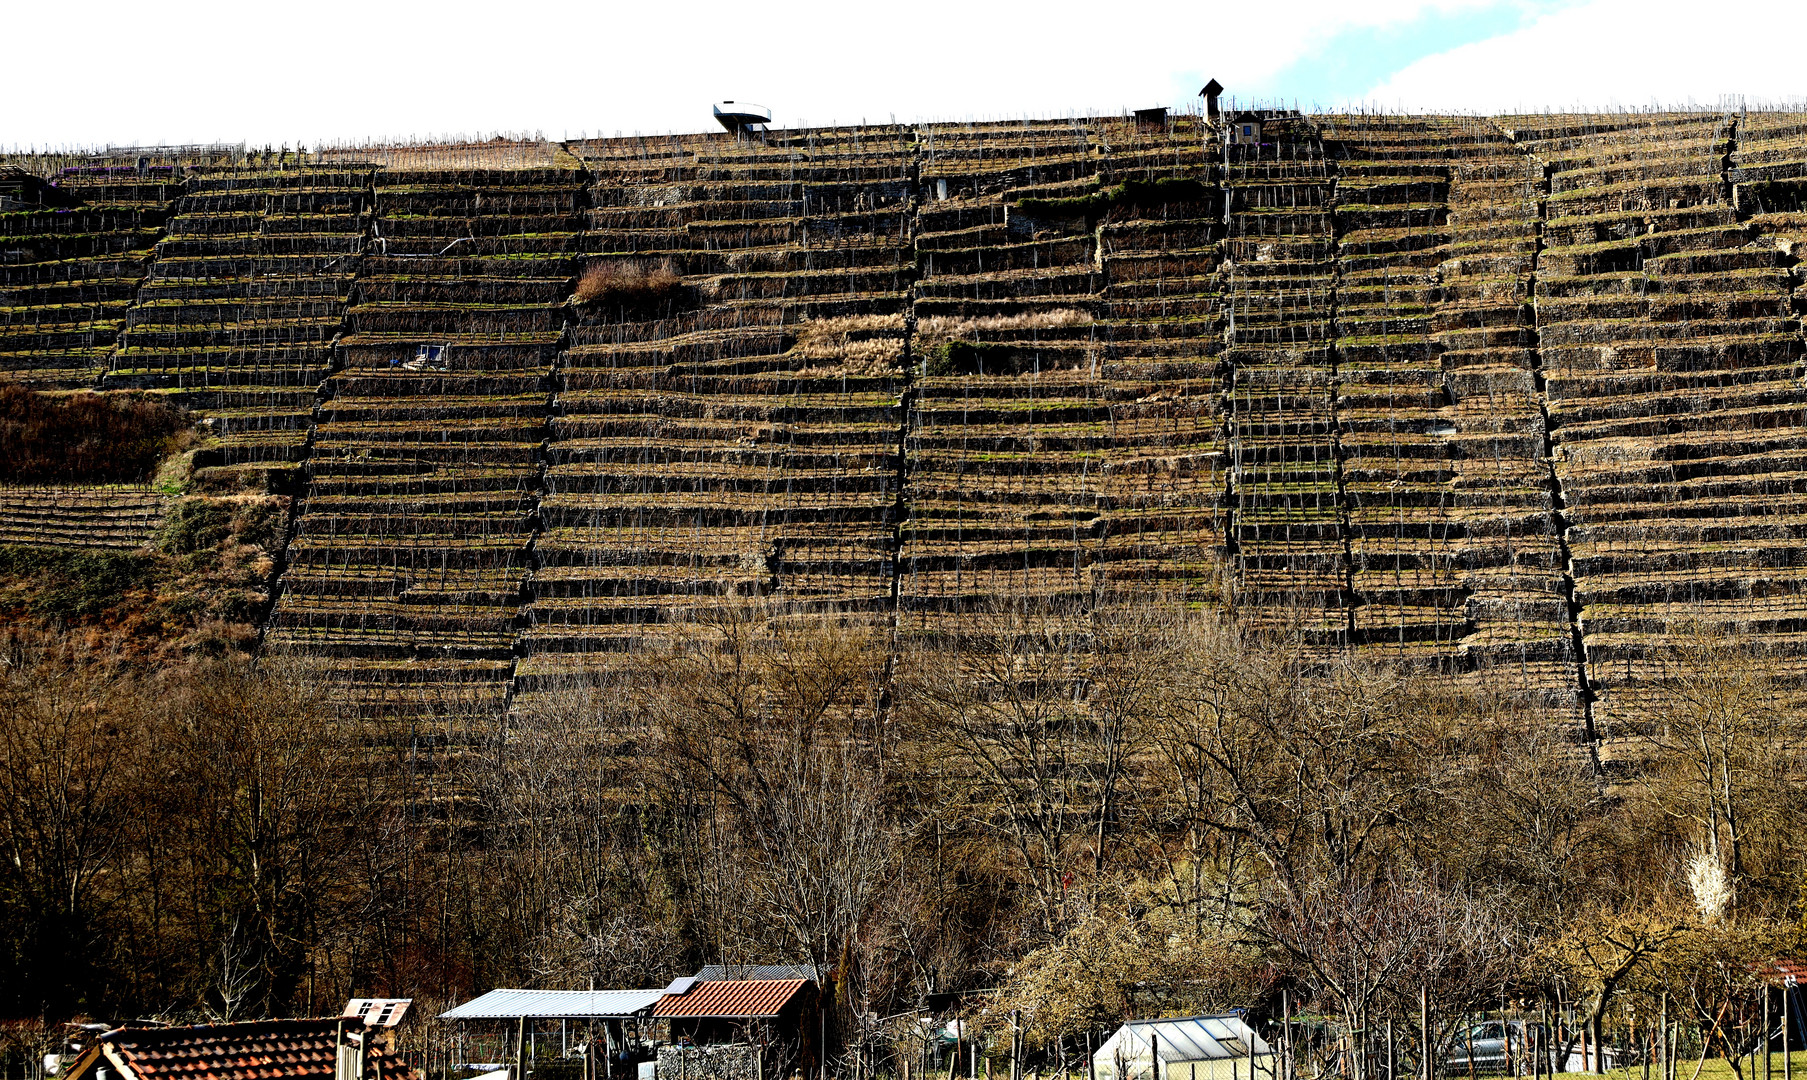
[1442,1021,1623,1075]
[1442,1021,1542,1075]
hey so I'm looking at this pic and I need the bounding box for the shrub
[228,498,287,551]
[0,545,155,621]
[158,498,234,556]
[0,383,191,484]
[573,259,689,315]
[926,340,1026,377]
[1016,177,1211,221]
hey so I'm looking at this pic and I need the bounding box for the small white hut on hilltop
[1092,1015,1275,1080]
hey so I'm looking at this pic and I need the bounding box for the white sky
[6,0,1804,151]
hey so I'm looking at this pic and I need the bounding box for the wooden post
[1421,987,1432,1080]
[1014,1012,1022,1080]
[1784,982,1793,1080]
[1658,995,1667,1080]
[1086,1031,1095,1080]
[1535,1008,1544,1080]
[1763,987,1771,1080]
[1388,1021,1395,1080]
[1277,993,1288,1080]
[516,1018,528,1080]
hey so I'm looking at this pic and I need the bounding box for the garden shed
[439,988,667,1080]
[1092,1015,1275,1080]
[1227,112,1263,146]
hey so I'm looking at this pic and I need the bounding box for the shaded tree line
[0,605,1803,1080]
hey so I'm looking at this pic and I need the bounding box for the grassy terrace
[516,128,917,665]
[256,167,582,717]
[0,174,175,388]
[1510,112,1807,717]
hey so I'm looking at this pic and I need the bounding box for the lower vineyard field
[0,492,288,662]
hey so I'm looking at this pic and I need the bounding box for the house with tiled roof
[58,1013,416,1080]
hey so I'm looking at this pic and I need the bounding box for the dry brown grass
[573,259,687,310]
[914,308,1093,350]
[790,315,907,376]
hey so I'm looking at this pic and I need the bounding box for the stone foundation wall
[656,1044,760,1080]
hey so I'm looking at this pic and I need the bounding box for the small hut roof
[440,989,664,1020]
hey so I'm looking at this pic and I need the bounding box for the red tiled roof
[93,1019,411,1080]
[1759,958,1807,985]
[653,979,811,1019]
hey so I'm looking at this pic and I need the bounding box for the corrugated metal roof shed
[440,989,665,1020]
[653,979,810,1019]
[1094,1016,1274,1080]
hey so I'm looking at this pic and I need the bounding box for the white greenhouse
[1092,1015,1276,1080]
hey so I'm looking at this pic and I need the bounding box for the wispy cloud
[1364,0,1807,112]
[1261,0,1578,109]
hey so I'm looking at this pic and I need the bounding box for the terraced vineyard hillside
[4,109,1806,745]
[518,127,913,706]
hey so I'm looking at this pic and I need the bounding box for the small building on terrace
[1226,112,1264,147]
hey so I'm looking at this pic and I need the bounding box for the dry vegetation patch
[790,314,906,376]
[0,493,289,664]
[0,383,195,485]
[573,258,690,315]
[914,308,1094,351]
